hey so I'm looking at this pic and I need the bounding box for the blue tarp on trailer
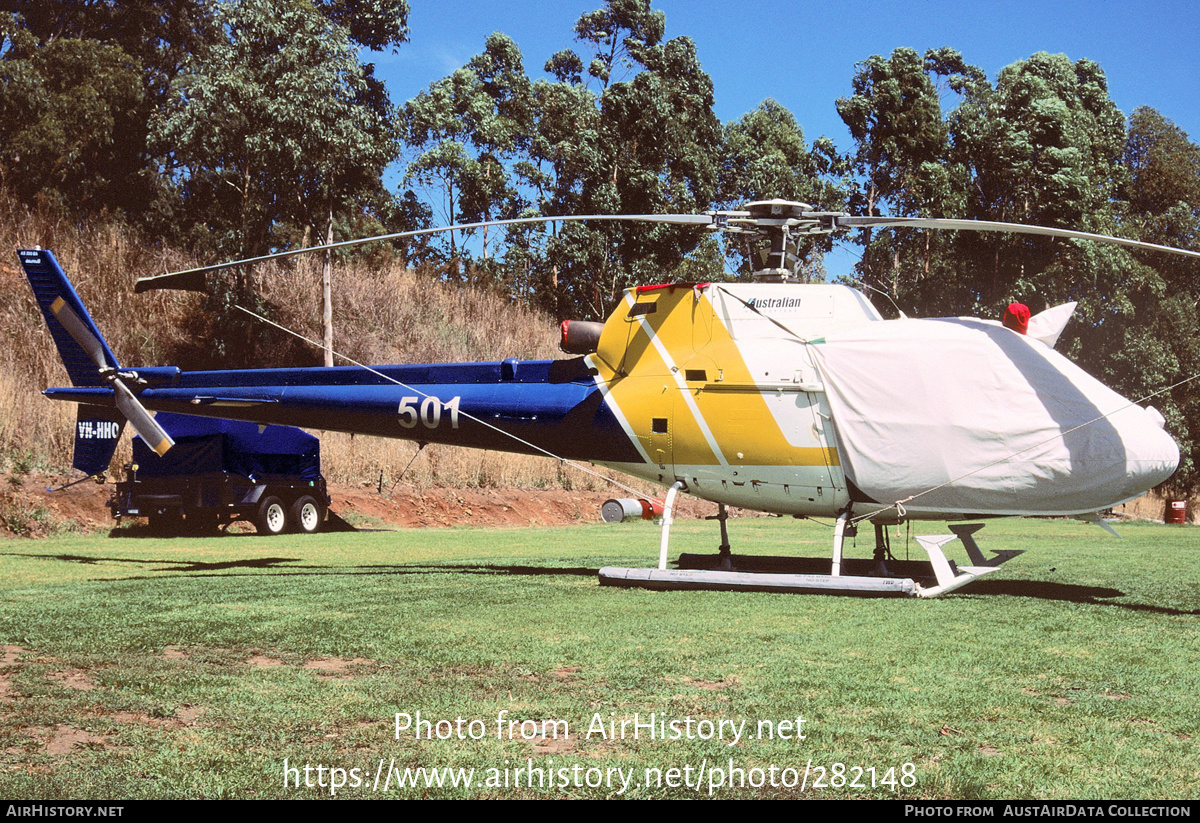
[132,413,321,481]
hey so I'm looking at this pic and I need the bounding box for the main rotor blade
[836,216,1200,261]
[112,379,174,456]
[136,213,716,292]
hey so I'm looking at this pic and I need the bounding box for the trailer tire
[255,496,287,535]
[289,495,324,534]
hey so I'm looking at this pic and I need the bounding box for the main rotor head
[721,199,844,281]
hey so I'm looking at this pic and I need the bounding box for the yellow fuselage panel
[592,285,838,470]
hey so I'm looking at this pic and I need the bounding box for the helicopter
[18,200,1198,597]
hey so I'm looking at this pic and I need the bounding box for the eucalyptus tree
[534,2,722,319]
[717,99,849,280]
[837,48,1200,487]
[946,60,1200,492]
[401,32,533,279]
[0,0,213,218]
[502,71,600,308]
[154,0,402,259]
[151,0,406,366]
[0,19,143,212]
[1124,107,1200,268]
[946,53,1131,314]
[565,0,665,89]
[1112,107,1200,487]
[400,1,722,320]
[836,47,981,309]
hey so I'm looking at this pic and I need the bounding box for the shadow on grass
[106,525,393,538]
[961,578,1199,616]
[4,550,1197,615]
[0,551,597,579]
[0,551,303,573]
[111,561,602,579]
[108,527,220,539]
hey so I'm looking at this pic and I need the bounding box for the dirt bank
[5,470,1185,539]
[0,472,716,537]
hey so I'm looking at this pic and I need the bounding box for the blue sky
[367,0,1200,274]
[373,0,1200,150]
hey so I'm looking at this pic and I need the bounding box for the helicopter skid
[909,524,1020,598]
[599,494,1019,597]
[598,566,916,596]
[598,544,1008,598]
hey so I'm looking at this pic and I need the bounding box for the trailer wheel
[255,496,287,535]
[289,495,324,534]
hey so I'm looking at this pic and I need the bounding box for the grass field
[0,516,1197,799]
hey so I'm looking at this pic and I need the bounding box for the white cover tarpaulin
[807,318,1178,517]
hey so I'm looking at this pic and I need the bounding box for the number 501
[398,395,461,429]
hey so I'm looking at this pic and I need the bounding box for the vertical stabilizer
[19,248,174,463]
[18,248,119,386]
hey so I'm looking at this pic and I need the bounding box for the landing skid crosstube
[598,493,1023,598]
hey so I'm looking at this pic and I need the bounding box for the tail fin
[18,248,119,387]
[19,248,129,474]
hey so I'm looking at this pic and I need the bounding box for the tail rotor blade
[49,297,111,370]
[36,272,176,456]
[53,295,173,454]
[112,379,174,456]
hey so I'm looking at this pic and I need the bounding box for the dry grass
[0,191,593,489]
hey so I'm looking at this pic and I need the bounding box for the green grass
[0,517,1197,799]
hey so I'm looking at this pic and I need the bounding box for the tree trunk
[240,161,253,293]
[323,206,334,368]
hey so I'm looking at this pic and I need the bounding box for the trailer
[111,412,330,535]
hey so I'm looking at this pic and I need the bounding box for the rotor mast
[730,200,844,282]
